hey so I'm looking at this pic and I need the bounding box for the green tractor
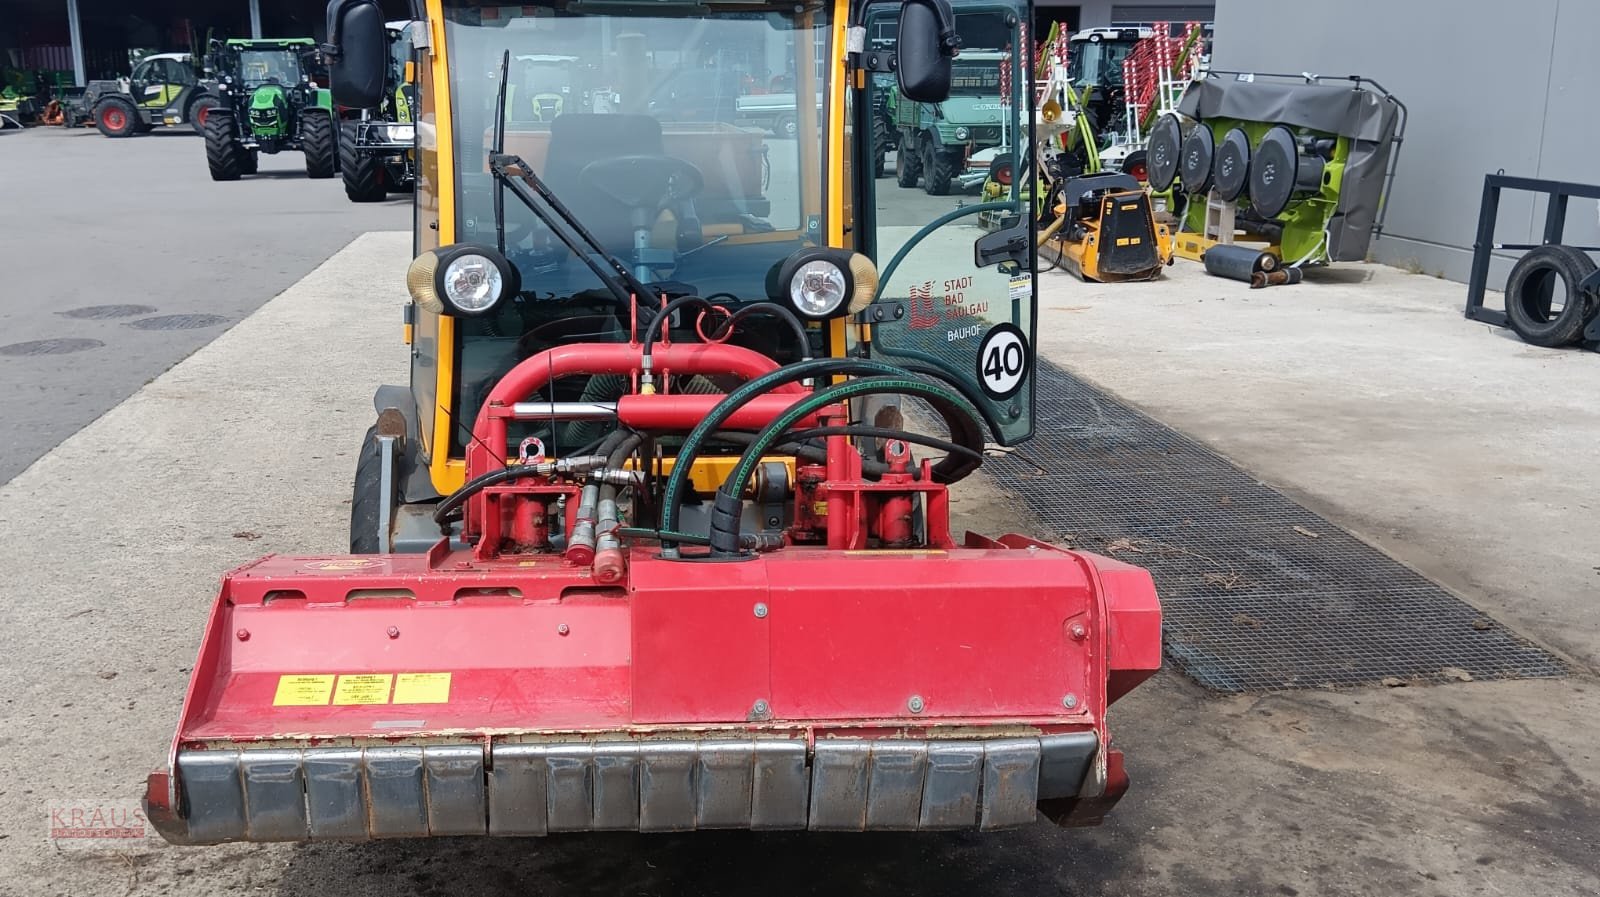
[202,39,338,181]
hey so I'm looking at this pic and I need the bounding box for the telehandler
[143,0,1161,842]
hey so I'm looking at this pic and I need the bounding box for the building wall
[1036,0,1215,30]
[1213,0,1600,284]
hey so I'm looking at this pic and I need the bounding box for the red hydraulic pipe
[615,394,821,431]
[469,343,801,474]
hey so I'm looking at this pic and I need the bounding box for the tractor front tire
[241,149,259,175]
[895,140,922,188]
[203,112,248,181]
[871,115,892,178]
[189,95,221,135]
[1504,245,1598,348]
[340,122,388,202]
[922,145,957,196]
[301,111,338,179]
[350,425,385,554]
[95,98,139,138]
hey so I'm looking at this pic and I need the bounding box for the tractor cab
[140,0,1161,846]
[331,0,1045,545]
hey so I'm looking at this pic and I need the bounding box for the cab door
[859,0,1036,445]
[131,58,190,110]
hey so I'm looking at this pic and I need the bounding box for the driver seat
[543,114,666,256]
[540,112,697,262]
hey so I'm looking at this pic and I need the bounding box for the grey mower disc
[1180,125,1215,196]
[1147,113,1184,192]
[1213,127,1251,201]
[1251,125,1301,218]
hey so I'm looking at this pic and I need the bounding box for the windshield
[443,1,830,452]
[949,54,1003,96]
[1066,40,1133,89]
[237,49,302,87]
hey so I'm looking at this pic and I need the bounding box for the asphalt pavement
[0,126,408,485]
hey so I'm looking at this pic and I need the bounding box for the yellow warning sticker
[333,674,394,705]
[393,672,452,704]
[273,674,335,706]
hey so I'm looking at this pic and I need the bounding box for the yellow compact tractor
[141,0,1163,843]
[1041,171,1173,282]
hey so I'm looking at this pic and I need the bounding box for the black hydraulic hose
[785,425,985,465]
[433,463,539,526]
[706,376,985,556]
[708,302,812,358]
[639,295,711,367]
[433,427,634,527]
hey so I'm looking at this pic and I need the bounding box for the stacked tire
[1504,245,1599,348]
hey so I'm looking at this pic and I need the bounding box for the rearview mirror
[974,222,1030,269]
[896,0,958,103]
[324,0,386,109]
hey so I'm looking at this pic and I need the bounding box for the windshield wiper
[484,50,662,315]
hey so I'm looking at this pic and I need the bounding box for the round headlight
[406,244,519,317]
[443,254,503,313]
[770,248,878,320]
[790,260,848,318]
[954,126,971,141]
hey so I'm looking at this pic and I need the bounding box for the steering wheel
[578,155,704,211]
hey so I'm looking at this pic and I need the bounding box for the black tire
[94,97,139,138]
[871,115,892,178]
[189,95,221,135]
[923,144,956,196]
[773,113,797,138]
[301,110,338,179]
[204,111,247,181]
[895,139,922,188]
[350,425,385,554]
[241,150,259,175]
[1504,245,1598,348]
[340,122,388,202]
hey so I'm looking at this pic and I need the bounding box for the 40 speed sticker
[975,323,1030,400]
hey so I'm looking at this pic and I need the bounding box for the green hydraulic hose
[705,375,983,556]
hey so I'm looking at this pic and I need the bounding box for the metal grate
[986,359,1567,692]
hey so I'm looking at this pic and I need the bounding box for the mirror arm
[925,0,962,57]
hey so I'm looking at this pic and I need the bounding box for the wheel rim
[196,105,209,127]
[104,108,126,130]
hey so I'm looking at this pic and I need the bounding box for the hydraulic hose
[707,302,812,358]
[434,426,635,528]
[657,357,993,539]
[706,376,986,557]
[432,451,610,527]
[591,431,644,581]
[640,295,711,373]
[641,298,812,380]
[658,358,945,537]
[784,425,986,466]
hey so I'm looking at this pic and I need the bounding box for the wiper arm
[486,49,660,315]
[488,153,650,311]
